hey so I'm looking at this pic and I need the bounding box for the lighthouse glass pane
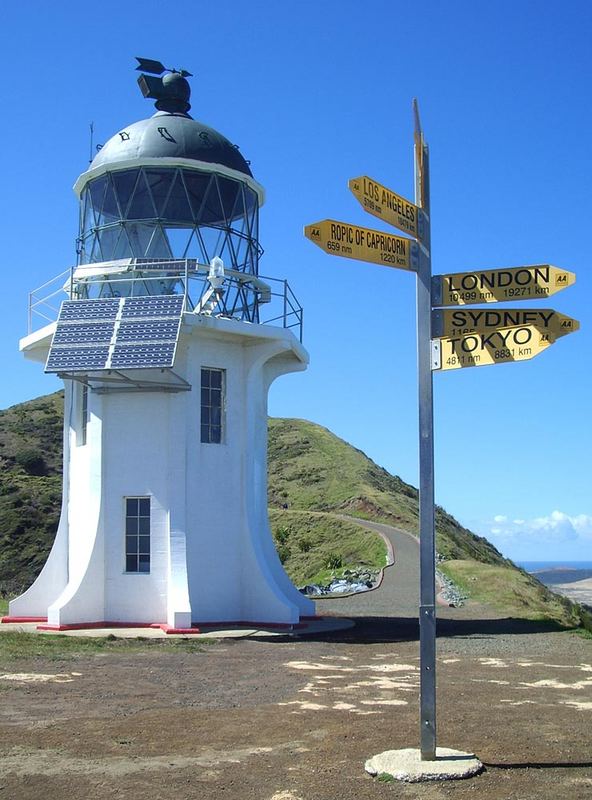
[125,496,151,573]
[201,368,224,444]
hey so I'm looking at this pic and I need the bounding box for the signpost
[433,324,556,371]
[304,100,578,769]
[431,308,579,339]
[433,265,576,307]
[348,175,426,240]
[412,101,437,763]
[304,219,419,271]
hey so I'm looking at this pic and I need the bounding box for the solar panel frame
[45,294,185,373]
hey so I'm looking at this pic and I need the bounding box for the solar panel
[51,322,115,345]
[46,347,111,372]
[117,320,181,342]
[121,295,184,317]
[132,258,198,273]
[110,342,177,368]
[59,298,121,320]
[45,294,184,373]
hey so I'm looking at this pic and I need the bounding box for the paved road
[314,516,420,618]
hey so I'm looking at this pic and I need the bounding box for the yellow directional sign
[433,265,576,307]
[433,324,558,371]
[348,176,423,239]
[304,219,419,271]
[432,308,579,340]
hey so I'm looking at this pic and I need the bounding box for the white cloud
[476,510,592,560]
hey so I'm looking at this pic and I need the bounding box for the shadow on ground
[282,615,572,644]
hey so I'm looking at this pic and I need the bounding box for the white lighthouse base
[8,315,315,630]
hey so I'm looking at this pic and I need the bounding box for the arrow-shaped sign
[348,176,426,240]
[432,265,576,307]
[432,308,579,339]
[304,219,419,271]
[432,323,565,371]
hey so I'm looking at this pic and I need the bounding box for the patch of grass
[269,510,387,586]
[0,631,215,663]
[440,560,582,628]
[0,597,8,616]
[376,772,395,783]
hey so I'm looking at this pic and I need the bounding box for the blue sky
[1,1,591,561]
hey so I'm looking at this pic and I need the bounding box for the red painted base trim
[35,621,201,634]
[3,616,316,633]
[192,619,307,629]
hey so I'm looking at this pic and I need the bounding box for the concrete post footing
[365,747,483,782]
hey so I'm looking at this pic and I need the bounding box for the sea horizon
[517,560,592,572]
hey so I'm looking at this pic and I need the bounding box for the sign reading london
[434,324,557,371]
[433,265,575,306]
[348,176,424,239]
[432,308,579,339]
[304,219,419,271]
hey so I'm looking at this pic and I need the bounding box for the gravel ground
[1,519,590,800]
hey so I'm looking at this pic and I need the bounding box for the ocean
[518,561,592,572]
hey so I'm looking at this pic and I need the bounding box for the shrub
[275,527,290,545]
[14,448,47,476]
[277,543,291,564]
[325,553,343,570]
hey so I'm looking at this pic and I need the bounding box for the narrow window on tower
[201,368,225,443]
[125,497,151,573]
[80,384,88,446]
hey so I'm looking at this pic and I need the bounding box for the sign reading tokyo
[434,324,555,371]
[304,219,419,271]
[433,265,576,306]
[432,308,579,339]
[348,176,424,239]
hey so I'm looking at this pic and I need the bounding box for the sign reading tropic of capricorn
[304,103,579,766]
[304,219,419,271]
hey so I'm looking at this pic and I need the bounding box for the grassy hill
[268,417,509,565]
[0,393,588,629]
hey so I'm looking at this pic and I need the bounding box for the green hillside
[0,393,63,594]
[268,417,509,566]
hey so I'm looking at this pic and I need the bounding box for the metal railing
[27,260,303,342]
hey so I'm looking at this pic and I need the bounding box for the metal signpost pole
[414,101,437,761]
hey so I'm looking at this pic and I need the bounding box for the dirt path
[1,519,591,800]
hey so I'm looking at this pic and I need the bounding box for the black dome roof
[90,111,253,177]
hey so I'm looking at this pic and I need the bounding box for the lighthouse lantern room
[9,59,313,630]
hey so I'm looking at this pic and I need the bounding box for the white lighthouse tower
[9,59,314,631]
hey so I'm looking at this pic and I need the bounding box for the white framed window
[125,497,150,573]
[201,368,225,443]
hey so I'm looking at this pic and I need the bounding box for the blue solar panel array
[132,258,198,273]
[45,295,184,373]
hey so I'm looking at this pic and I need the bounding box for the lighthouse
[9,59,314,630]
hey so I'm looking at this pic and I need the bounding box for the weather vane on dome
[135,57,193,115]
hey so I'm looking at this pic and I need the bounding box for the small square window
[126,498,138,516]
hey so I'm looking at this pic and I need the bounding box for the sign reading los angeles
[304,219,419,271]
[348,176,424,239]
[434,324,557,371]
[432,308,579,339]
[433,265,576,306]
